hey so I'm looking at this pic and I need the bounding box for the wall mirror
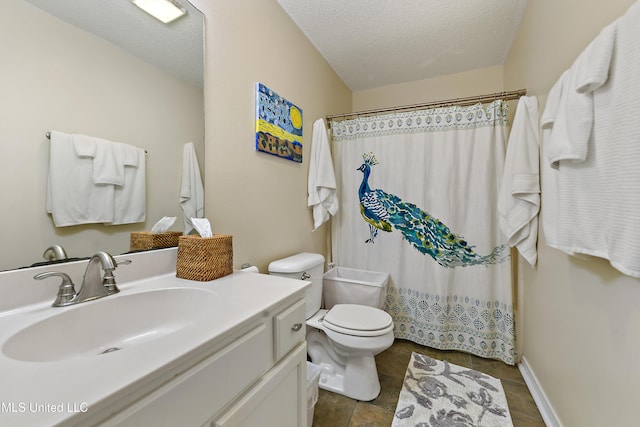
[0,0,205,271]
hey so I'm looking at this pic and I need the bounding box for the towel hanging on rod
[46,132,148,154]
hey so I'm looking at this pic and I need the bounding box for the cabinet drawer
[273,299,306,360]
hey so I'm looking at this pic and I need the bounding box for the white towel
[575,22,616,94]
[540,71,567,131]
[180,142,204,235]
[544,68,592,166]
[73,135,140,186]
[549,21,615,259]
[539,72,565,248]
[72,134,96,157]
[307,118,338,231]
[599,0,640,277]
[92,139,125,185]
[545,22,615,167]
[498,96,540,266]
[112,147,146,225]
[541,2,640,277]
[47,131,114,226]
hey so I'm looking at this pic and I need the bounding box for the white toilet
[268,253,394,401]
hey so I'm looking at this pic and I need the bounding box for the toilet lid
[323,304,393,336]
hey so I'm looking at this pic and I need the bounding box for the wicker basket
[130,231,183,251]
[176,234,233,281]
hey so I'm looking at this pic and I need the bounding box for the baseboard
[517,356,563,427]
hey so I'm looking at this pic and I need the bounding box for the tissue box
[130,231,183,251]
[176,234,233,281]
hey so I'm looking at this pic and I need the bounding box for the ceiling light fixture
[132,0,186,24]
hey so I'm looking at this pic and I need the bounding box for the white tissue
[191,217,213,238]
[150,216,177,234]
[239,266,260,273]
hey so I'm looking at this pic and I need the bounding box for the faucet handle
[34,271,77,307]
[103,259,131,294]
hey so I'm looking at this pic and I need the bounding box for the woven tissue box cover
[176,234,233,281]
[130,231,183,251]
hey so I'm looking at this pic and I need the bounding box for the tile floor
[311,339,545,427]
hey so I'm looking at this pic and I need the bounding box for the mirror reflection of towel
[180,142,204,235]
[112,147,146,225]
[72,134,146,224]
[47,131,146,226]
[47,131,114,226]
[73,135,139,186]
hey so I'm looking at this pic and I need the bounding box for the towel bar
[46,132,148,154]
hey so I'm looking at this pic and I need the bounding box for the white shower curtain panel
[331,101,516,364]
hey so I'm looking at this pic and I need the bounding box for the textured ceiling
[22,0,204,88]
[277,0,527,91]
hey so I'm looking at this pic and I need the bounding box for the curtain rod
[326,89,527,122]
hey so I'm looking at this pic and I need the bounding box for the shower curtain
[330,101,516,365]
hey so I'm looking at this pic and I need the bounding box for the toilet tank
[323,267,389,309]
[268,253,325,319]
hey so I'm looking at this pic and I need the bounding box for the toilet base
[307,327,383,401]
[315,356,381,401]
[317,362,346,395]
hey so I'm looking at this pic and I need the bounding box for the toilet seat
[323,304,393,337]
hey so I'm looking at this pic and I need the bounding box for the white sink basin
[2,288,217,362]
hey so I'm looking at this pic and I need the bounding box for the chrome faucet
[76,251,119,303]
[34,251,131,307]
[43,244,68,261]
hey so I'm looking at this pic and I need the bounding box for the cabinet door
[104,324,268,427]
[213,343,307,427]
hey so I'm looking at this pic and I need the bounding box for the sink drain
[100,347,121,355]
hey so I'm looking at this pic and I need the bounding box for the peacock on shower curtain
[331,101,516,364]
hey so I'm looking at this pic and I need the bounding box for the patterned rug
[392,352,514,427]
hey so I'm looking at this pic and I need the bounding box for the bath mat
[392,352,513,427]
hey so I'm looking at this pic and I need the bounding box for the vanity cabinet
[101,296,307,427]
[0,250,311,427]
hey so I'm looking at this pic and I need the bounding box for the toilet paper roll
[239,265,259,273]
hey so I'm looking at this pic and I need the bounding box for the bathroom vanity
[0,249,309,426]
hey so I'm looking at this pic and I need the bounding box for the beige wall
[0,0,204,271]
[190,0,351,272]
[353,65,504,111]
[504,1,640,426]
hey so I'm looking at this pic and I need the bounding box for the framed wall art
[255,82,303,163]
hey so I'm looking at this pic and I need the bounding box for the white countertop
[0,271,308,426]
